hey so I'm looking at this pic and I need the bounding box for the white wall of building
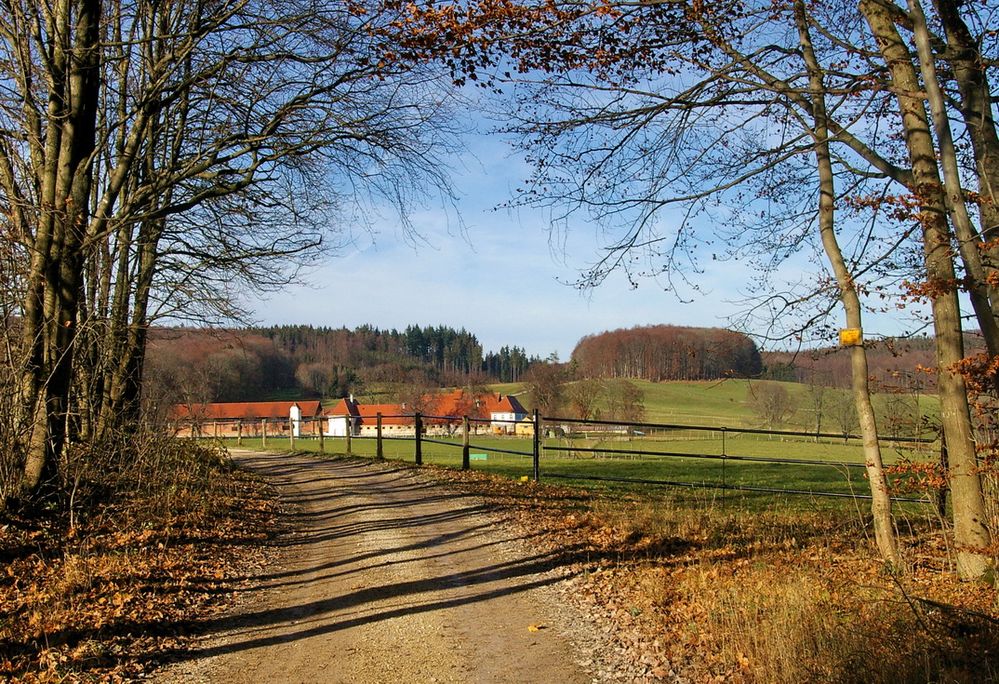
[326,415,351,437]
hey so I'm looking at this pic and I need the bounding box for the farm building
[515,415,535,437]
[170,400,323,438]
[324,396,416,437]
[324,391,528,437]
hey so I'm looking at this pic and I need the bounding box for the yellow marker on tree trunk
[839,328,862,347]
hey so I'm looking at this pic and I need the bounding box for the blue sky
[249,124,926,360]
[249,133,774,359]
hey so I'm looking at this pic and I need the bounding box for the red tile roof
[326,398,414,426]
[355,404,414,426]
[434,390,527,417]
[327,397,359,417]
[483,393,527,415]
[170,400,322,421]
[323,391,525,425]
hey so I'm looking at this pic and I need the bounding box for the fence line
[171,410,937,504]
[543,444,870,469]
[548,415,937,445]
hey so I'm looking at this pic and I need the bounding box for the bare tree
[395,371,441,417]
[829,392,859,442]
[604,379,645,424]
[567,378,604,420]
[524,357,568,417]
[805,376,827,441]
[1,0,460,500]
[387,0,999,575]
[857,0,993,577]
[748,382,795,432]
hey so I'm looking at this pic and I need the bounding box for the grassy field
[282,377,939,434]
[548,377,940,433]
[228,427,936,511]
[225,378,940,510]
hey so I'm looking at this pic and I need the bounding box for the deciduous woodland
[764,334,988,390]
[572,326,762,381]
[146,323,768,407]
[144,324,538,406]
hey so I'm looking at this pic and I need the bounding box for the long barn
[170,400,323,438]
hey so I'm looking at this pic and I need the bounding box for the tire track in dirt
[157,450,596,683]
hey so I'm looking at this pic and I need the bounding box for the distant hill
[761,334,986,390]
[145,324,539,404]
[571,325,763,381]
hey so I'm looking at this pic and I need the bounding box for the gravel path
[156,450,604,683]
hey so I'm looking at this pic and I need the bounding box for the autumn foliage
[145,324,538,408]
[572,325,762,382]
[424,465,999,683]
[0,439,278,681]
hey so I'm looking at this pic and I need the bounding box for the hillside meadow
[351,377,941,432]
[564,377,939,433]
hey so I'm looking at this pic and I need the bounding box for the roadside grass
[369,454,998,683]
[0,437,278,682]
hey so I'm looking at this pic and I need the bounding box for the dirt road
[157,450,603,683]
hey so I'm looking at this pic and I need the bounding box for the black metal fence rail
[543,444,870,469]
[171,408,938,504]
[541,472,931,503]
[546,415,937,445]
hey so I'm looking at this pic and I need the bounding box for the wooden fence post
[415,412,423,466]
[237,420,242,446]
[376,413,384,459]
[290,420,295,450]
[462,415,470,470]
[346,416,353,456]
[262,419,267,448]
[318,419,325,454]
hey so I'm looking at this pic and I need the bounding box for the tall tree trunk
[94,219,162,437]
[860,0,992,580]
[906,0,999,359]
[934,0,999,315]
[796,0,900,565]
[19,0,102,496]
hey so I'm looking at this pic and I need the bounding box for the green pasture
[220,377,941,512]
[631,379,764,426]
[502,378,940,435]
[227,428,938,511]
